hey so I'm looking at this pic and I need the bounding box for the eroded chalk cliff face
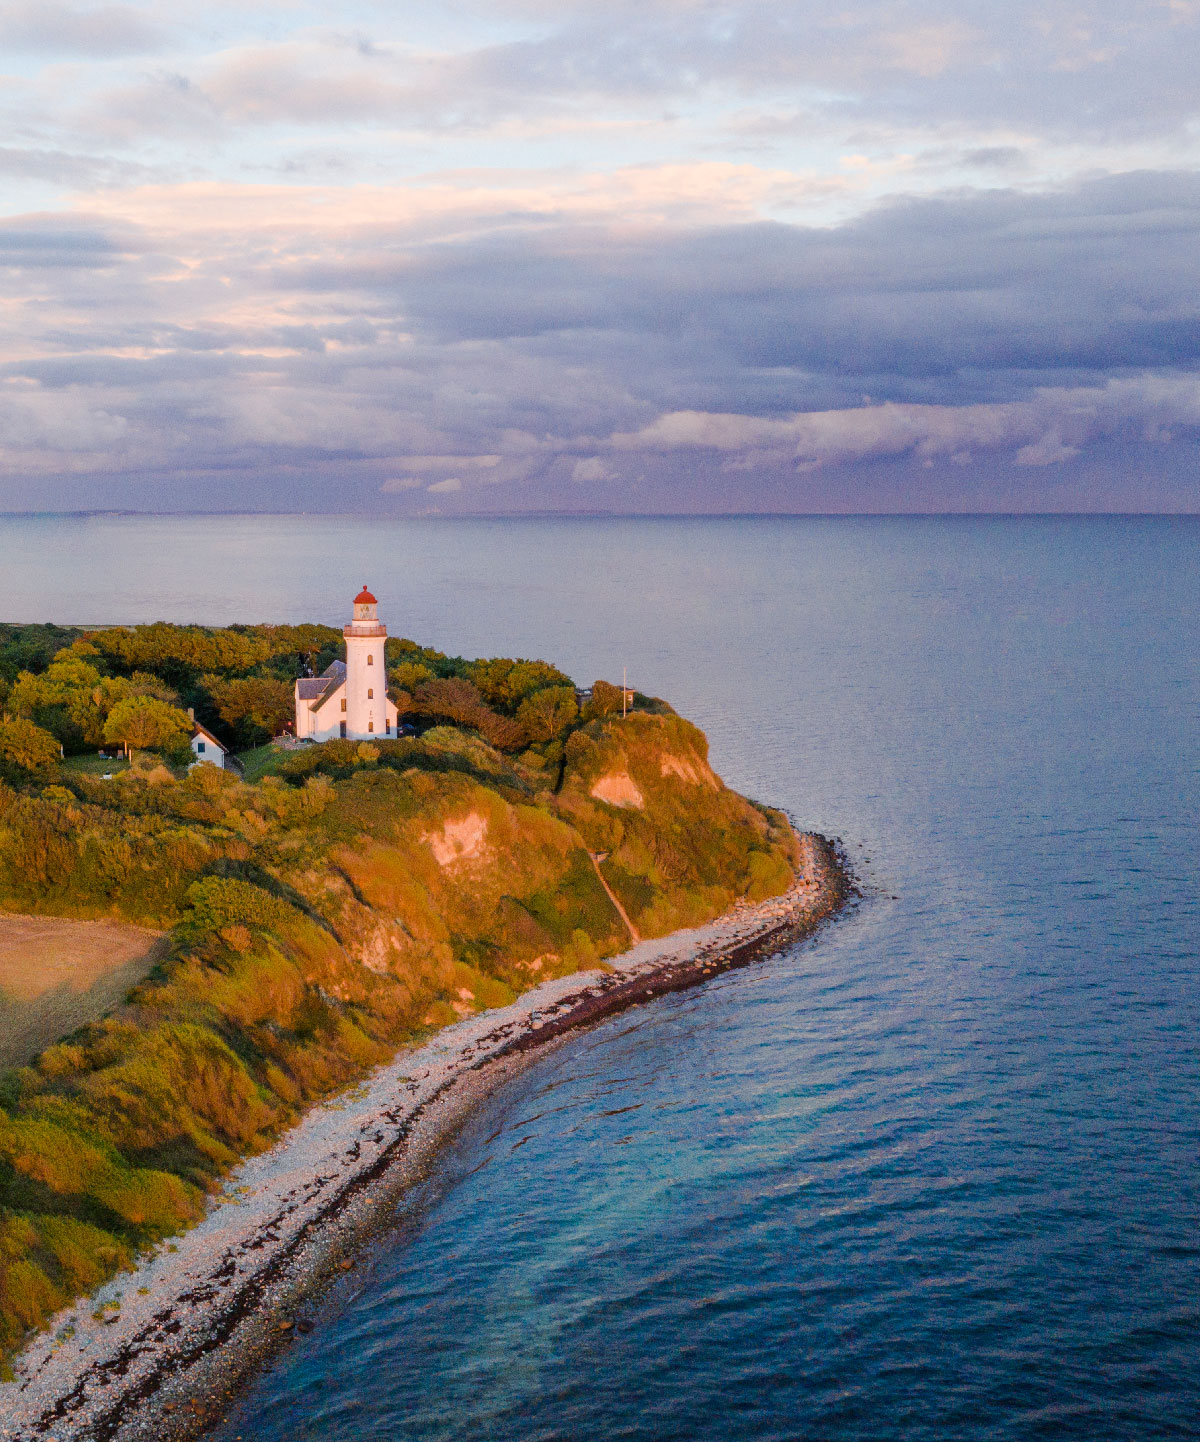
[0,711,799,1356]
[301,712,800,1022]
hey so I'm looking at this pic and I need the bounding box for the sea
[3,513,1197,1441]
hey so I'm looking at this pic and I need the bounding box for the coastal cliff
[2,837,847,1442]
[0,648,806,1363]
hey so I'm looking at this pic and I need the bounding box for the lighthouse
[293,586,400,742]
[344,584,386,738]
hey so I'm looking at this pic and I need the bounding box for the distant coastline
[3,509,1194,520]
[2,833,850,1442]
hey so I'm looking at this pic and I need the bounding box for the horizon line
[2,508,1199,521]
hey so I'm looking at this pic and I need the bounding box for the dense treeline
[0,621,590,770]
[0,623,799,1364]
[0,626,84,685]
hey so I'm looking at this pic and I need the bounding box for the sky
[2,0,1200,514]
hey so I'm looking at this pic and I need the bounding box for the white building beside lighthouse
[293,585,399,742]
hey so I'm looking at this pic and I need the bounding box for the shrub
[178,876,296,940]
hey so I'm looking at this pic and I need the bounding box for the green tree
[125,671,182,706]
[86,624,273,685]
[468,657,573,712]
[7,656,106,749]
[6,657,179,753]
[102,696,192,755]
[583,679,625,720]
[0,624,83,682]
[387,660,434,693]
[516,685,579,744]
[0,717,60,779]
[200,675,293,745]
[412,678,524,750]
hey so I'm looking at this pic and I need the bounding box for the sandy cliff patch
[660,754,719,788]
[423,811,490,868]
[358,922,401,976]
[589,772,644,809]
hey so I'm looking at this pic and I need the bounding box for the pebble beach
[2,831,848,1442]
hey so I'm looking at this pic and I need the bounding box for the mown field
[0,917,165,1071]
[0,622,799,1364]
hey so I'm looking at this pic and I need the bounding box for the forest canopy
[0,622,586,764]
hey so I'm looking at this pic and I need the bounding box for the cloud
[0,147,158,187]
[0,388,128,467]
[389,454,501,471]
[11,0,1195,170]
[1,165,1199,509]
[1,1,1198,514]
[426,475,462,492]
[0,216,129,266]
[611,376,1200,471]
[0,1,166,56]
[571,457,615,482]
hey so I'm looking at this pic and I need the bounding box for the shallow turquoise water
[4,514,1197,1440]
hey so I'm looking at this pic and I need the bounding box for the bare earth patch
[660,754,719,788]
[589,772,645,808]
[0,914,166,1070]
[423,811,490,868]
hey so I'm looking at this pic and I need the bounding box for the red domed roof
[354,584,377,604]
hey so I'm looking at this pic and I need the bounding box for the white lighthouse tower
[293,585,399,741]
[344,584,386,738]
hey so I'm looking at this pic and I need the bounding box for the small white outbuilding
[189,722,228,769]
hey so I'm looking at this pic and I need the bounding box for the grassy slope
[0,713,798,1361]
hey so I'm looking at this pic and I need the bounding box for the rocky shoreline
[2,831,850,1442]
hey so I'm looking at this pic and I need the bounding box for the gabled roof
[311,677,346,714]
[191,722,226,751]
[296,660,347,707]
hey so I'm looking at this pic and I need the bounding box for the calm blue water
[3,514,1198,1440]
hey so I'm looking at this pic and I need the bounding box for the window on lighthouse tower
[367,688,373,699]
[367,654,374,665]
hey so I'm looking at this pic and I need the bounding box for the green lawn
[233,743,284,783]
[60,753,130,777]
[60,746,285,784]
